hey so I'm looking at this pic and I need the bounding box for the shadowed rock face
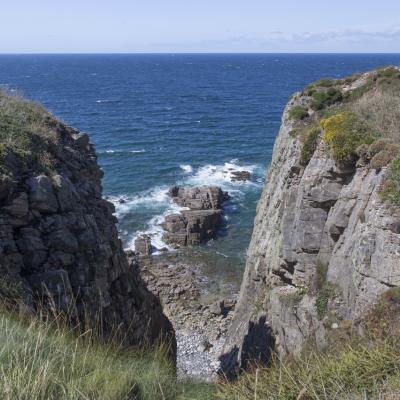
[221,71,400,376]
[0,104,175,352]
[162,186,229,247]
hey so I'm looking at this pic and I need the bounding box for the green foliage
[315,259,328,290]
[311,87,343,111]
[316,283,335,319]
[380,156,400,205]
[0,91,60,174]
[300,127,320,166]
[289,105,309,121]
[321,112,374,163]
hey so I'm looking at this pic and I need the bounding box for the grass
[216,341,400,400]
[380,156,400,205]
[300,127,320,166]
[0,90,61,174]
[289,106,309,121]
[0,303,215,400]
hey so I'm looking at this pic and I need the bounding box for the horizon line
[1,52,400,56]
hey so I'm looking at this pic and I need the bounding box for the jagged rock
[221,71,400,376]
[0,96,175,355]
[231,171,251,182]
[26,175,58,213]
[0,175,14,201]
[52,175,78,212]
[162,186,228,247]
[168,186,229,210]
[162,209,223,247]
[134,235,152,256]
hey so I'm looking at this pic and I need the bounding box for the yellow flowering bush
[320,112,373,162]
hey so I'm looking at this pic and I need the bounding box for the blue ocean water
[1,54,400,293]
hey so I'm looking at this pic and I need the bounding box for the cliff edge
[0,92,175,350]
[221,67,400,374]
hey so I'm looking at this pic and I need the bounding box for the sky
[1,0,400,53]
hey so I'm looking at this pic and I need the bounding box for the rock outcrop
[162,186,229,247]
[0,94,175,351]
[221,68,400,375]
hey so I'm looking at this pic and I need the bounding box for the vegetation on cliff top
[289,66,400,204]
[0,90,62,175]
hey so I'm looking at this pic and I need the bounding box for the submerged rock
[231,170,251,182]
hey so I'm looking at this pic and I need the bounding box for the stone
[26,175,58,213]
[0,175,14,201]
[134,235,152,256]
[168,186,229,210]
[162,185,228,247]
[2,193,29,219]
[52,175,78,212]
[162,209,223,247]
[231,170,251,182]
[72,133,90,149]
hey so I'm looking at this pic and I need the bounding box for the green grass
[300,127,320,166]
[380,156,400,205]
[311,88,343,111]
[216,341,400,400]
[0,90,61,174]
[289,106,309,121]
[0,305,215,400]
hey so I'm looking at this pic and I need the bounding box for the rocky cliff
[221,67,400,374]
[0,92,175,349]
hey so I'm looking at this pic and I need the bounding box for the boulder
[26,175,58,213]
[162,185,228,247]
[52,175,78,212]
[162,209,223,247]
[134,235,153,256]
[231,170,251,182]
[168,186,229,210]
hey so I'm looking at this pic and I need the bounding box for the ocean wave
[180,164,193,173]
[100,149,146,155]
[181,159,262,192]
[130,149,146,153]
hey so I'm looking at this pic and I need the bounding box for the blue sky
[2,0,400,53]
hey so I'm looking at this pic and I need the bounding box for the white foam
[180,164,193,173]
[105,149,115,153]
[130,149,146,153]
[182,159,260,192]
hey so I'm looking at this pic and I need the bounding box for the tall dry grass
[216,341,400,400]
[351,87,400,143]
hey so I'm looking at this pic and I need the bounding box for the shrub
[311,88,343,111]
[380,156,400,205]
[370,150,399,170]
[316,283,335,319]
[300,127,320,166]
[321,112,374,163]
[289,105,309,121]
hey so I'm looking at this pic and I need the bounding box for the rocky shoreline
[129,250,236,381]
[131,184,246,380]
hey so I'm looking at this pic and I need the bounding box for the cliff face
[221,68,400,374]
[0,93,175,349]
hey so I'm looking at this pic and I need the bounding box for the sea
[1,54,400,295]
